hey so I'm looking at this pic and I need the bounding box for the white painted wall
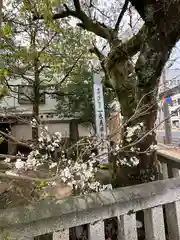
[11,123,94,140]
[0,86,57,114]
[1,78,94,139]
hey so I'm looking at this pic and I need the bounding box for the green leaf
[2,24,12,37]
[3,69,8,77]
[0,137,4,144]
[0,69,8,82]
[5,232,9,240]
[37,181,48,190]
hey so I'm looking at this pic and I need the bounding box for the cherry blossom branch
[108,88,158,140]
[120,105,180,151]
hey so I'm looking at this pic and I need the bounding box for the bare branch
[73,0,81,12]
[43,91,73,97]
[0,130,33,149]
[129,0,146,20]
[114,0,129,32]
[120,105,180,151]
[0,172,63,182]
[0,154,27,160]
[90,4,111,19]
[58,52,84,85]
[90,43,105,61]
[37,32,57,58]
[38,65,50,73]
[90,44,113,88]
[33,3,112,41]
[111,25,146,60]
[33,1,145,58]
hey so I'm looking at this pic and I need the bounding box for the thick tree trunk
[134,29,176,171]
[106,47,159,181]
[32,57,40,142]
[32,102,39,141]
[69,120,79,143]
[107,111,121,145]
[39,0,180,180]
[106,22,178,177]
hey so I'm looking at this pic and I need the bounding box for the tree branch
[0,154,27,160]
[129,0,146,20]
[33,2,145,56]
[89,44,105,62]
[114,0,129,32]
[0,130,32,149]
[89,44,113,88]
[112,25,146,60]
[33,3,113,41]
[58,52,84,85]
[0,171,64,182]
[38,32,57,58]
[73,0,81,12]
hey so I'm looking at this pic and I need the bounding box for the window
[18,85,45,104]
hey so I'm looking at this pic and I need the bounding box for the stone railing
[157,135,180,146]
[0,150,179,239]
[1,175,180,240]
[158,149,180,178]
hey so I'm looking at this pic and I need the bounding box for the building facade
[0,78,93,154]
[157,69,180,129]
[168,93,180,128]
